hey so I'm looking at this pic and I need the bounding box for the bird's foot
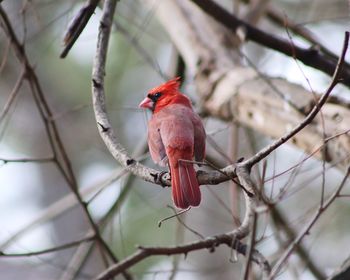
[154,171,170,188]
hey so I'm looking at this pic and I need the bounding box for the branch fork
[90,0,349,278]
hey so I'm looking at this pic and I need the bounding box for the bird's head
[139,77,190,113]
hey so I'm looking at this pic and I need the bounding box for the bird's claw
[155,171,169,187]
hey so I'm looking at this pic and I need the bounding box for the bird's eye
[148,92,162,102]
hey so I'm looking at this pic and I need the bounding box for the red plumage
[139,78,206,209]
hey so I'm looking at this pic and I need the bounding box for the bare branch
[269,205,326,280]
[0,156,54,164]
[244,31,349,169]
[58,238,95,280]
[0,236,94,257]
[189,0,350,87]
[94,235,270,280]
[165,205,205,239]
[241,210,258,280]
[265,5,337,60]
[0,36,10,74]
[91,0,242,189]
[0,68,25,123]
[112,20,169,80]
[270,166,350,279]
[91,0,164,184]
[60,0,100,58]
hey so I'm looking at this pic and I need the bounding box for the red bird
[139,78,206,209]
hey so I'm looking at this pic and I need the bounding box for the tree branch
[91,2,270,276]
[270,166,350,279]
[241,210,258,280]
[243,31,349,169]
[94,235,270,280]
[190,0,350,87]
[60,0,100,58]
[91,0,244,189]
[0,67,25,123]
[0,236,94,257]
[143,0,350,175]
[270,206,326,280]
[265,4,337,60]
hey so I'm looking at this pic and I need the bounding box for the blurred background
[0,0,349,279]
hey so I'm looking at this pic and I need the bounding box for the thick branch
[91,0,247,189]
[190,0,350,87]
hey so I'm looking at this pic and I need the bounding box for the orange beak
[139,97,154,109]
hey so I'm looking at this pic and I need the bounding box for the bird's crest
[149,77,181,95]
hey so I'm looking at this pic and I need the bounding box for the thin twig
[166,205,204,239]
[0,156,54,164]
[0,68,26,123]
[243,31,349,169]
[242,210,258,280]
[0,36,10,74]
[168,214,184,280]
[264,128,350,184]
[59,238,95,280]
[206,187,241,226]
[269,205,326,280]
[158,207,191,228]
[0,236,94,257]
[238,48,305,114]
[284,24,329,208]
[112,19,169,80]
[269,166,350,279]
[265,5,338,60]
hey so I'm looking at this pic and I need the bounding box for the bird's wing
[148,117,167,166]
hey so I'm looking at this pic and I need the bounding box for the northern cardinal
[139,78,206,209]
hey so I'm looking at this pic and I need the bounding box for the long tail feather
[179,161,201,206]
[169,156,201,209]
[170,164,189,209]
